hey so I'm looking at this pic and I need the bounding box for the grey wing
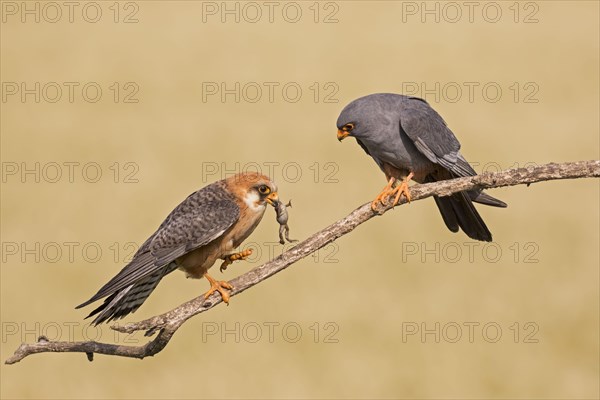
[76,184,240,309]
[401,97,507,217]
[399,97,475,177]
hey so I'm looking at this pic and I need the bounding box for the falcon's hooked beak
[266,191,279,207]
[337,129,350,142]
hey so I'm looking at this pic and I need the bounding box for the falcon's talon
[219,249,253,273]
[390,172,414,208]
[203,273,233,304]
[390,183,411,207]
[371,177,396,211]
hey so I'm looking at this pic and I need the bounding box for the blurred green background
[1,1,598,399]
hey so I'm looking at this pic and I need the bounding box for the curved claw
[391,182,412,207]
[371,177,396,211]
[204,273,233,304]
[219,249,253,273]
[371,173,414,210]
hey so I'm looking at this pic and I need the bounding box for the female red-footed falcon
[76,172,279,325]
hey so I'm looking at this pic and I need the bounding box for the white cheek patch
[243,191,265,212]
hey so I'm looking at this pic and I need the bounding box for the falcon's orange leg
[390,172,414,207]
[371,177,397,210]
[371,172,414,211]
[219,249,253,273]
[204,273,233,304]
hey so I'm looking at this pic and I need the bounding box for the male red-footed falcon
[336,93,506,241]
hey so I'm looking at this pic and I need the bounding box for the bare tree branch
[6,160,599,365]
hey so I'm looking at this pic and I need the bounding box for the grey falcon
[76,172,279,325]
[336,93,506,242]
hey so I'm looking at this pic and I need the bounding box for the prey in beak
[266,191,279,207]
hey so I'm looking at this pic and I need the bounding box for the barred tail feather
[85,263,177,325]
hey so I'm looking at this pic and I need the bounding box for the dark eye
[343,123,355,131]
[258,185,270,194]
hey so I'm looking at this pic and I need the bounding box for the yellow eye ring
[258,185,270,194]
[343,123,355,131]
